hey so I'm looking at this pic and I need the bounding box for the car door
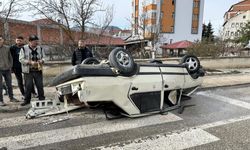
[159,65,186,109]
[128,65,163,113]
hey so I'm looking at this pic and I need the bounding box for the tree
[0,0,21,21]
[187,40,225,58]
[0,0,22,40]
[236,21,250,46]
[202,23,207,39]
[202,22,214,42]
[28,0,113,46]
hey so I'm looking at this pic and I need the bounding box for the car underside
[26,48,205,119]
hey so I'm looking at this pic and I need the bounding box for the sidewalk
[202,73,250,88]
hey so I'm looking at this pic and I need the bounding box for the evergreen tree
[202,24,207,39]
[206,22,214,41]
[202,22,214,42]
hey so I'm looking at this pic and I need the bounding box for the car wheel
[81,57,100,65]
[109,47,136,76]
[181,55,200,74]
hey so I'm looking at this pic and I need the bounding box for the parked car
[26,47,205,119]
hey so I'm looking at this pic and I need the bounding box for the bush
[187,41,225,58]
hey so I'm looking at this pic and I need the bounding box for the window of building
[240,23,243,27]
[171,26,174,33]
[152,12,157,19]
[193,14,199,20]
[135,5,138,11]
[236,23,239,28]
[231,32,234,37]
[224,31,227,36]
[235,32,238,37]
[243,15,246,19]
[193,1,200,8]
[172,12,175,18]
[192,28,198,34]
[172,0,175,5]
[231,23,235,28]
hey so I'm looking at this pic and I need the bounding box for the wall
[0,18,124,47]
[160,0,204,44]
[0,19,63,45]
[158,57,250,69]
[199,57,250,69]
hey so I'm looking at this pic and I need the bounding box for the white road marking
[198,114,250,129]
[197,92,250,110]
[92,114,250,150]
[0,112,106,128]
[95,128,219,150]
[0,113,182,150]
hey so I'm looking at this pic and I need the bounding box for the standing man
[71,40,93,66]
[0,35,18,106]
[10,36,37,99]
[19,35,45,106]
[10,36,25,97]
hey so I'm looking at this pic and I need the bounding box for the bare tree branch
[0,0,21,22]
[28,0,112,46]
[0,0,23,40]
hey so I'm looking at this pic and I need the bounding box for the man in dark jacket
[10,36,25,97]
[71,40,93,66]
[10,36,37,98]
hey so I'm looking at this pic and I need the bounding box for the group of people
[0,36,93,107]
[0,35,45,106]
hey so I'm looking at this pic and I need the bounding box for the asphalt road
[0,85,250,150]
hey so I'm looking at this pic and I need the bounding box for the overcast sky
[19,0,241,35]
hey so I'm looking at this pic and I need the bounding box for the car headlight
[57,81,85,95]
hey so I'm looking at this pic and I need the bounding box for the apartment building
[223,0,250,40]
[131,0,204,46]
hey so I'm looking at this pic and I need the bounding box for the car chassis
[26,48,205,119]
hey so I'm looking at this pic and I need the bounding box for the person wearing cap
[19,35,46,106]
[0,35,19,106]
[71,40,93,66]
[10,36,37,99]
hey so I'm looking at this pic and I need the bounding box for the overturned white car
[26,48,205,119]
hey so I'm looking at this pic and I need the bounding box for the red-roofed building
[224,0,250,22]
[161,40,193,57]
[222,0,250,40]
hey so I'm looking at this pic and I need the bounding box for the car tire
[81,57,100,65]
[109,47,136,76]
[181,55,200,74]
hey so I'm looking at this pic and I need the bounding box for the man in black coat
[71,40,93,66]
[10,36,37,98]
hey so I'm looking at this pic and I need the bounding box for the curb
[199,83,250,91]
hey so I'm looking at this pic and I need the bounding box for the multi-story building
[131,0,204,51]
[223,0,250,40]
